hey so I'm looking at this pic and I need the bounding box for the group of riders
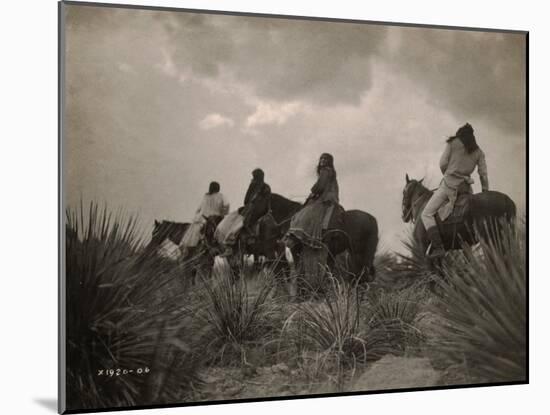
[177,122,490,261]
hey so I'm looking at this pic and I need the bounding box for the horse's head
[147,219,169,252]
[402,174,424,223]
[149,219,189,252]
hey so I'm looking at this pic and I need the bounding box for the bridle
[402,181,430,224]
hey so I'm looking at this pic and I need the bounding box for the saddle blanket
[437,193,470,225]
[214,210,244,245]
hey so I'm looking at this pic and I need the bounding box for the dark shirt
[242,180,271,228]
[311,167,339,203]
[244,180,271,205]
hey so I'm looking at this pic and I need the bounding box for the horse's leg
[229,241,243,282]
[188,247,197,286]
[327,253,335,277]
[286,247,304,300]
[281,246,298,300]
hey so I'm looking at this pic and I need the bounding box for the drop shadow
[34,398,57,412]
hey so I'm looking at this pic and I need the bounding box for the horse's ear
[406,173,410,183]
[154,219,159,227]
[419,177,424,184]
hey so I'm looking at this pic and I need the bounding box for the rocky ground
[191,305,473,403]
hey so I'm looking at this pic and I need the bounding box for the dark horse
[401,174,516,254]
[246,193,379,282]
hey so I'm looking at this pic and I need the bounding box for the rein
[404,184,432,224]
[410,194,430,224]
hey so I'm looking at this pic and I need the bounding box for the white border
[1,0,544,414]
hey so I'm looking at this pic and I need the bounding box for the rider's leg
[421,183,452,258]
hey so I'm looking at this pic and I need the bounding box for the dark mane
[147,220,190,252]
[411,180,433,199]
[270,193,302,223]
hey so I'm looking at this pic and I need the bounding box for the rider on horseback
[220,168,271,257]
[180,181,230,259]
[242,168,272,231]
[285,153,340,249]
[422,123,489,258]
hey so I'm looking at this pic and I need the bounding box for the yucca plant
[65,202,201,410]
[431,219,526,383]
[195,261,282,365]
[362,286,427,361]
[283,278,367,373]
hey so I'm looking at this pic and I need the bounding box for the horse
[401,174,516,255]
[144,220,190,257]
[203,194,297,274]
[145,217,227,286]
[244,193,301,261]
[248,193,379,285]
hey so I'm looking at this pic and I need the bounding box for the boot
[426,227,445,259]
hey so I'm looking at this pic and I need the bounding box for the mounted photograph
[59,1,527,413]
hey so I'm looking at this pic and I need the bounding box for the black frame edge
[59,1,67,414]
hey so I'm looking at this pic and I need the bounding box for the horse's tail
[504,194,517,223]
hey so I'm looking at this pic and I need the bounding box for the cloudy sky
[63,4,526,251]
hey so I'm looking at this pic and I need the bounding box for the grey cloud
[63,5,526,251]
[164,13,388,105]
[391,28,526,135]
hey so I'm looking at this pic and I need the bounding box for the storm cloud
[162,13,388,106]
[389,27,526,135]
[63,4,526,251]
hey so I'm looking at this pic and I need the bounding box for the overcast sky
[63,4,526,252]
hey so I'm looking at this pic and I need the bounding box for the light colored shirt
[196,192,230,218]
[440,139,489,191]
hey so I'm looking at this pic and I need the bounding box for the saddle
[245,211,276,244]
[325,203,345,231]
[436,192,471,226]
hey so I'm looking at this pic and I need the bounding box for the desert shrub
[371,237,440,294]
[281,277,367,393]
[431,220,526,383]
[195,261,283,365]
[361,285,428,361]
[65,203,200,410]
[296,278,367,362]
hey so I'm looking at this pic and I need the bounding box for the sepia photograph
[59,1,527,412]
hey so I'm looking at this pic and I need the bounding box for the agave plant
[431,219,526,383]
[65,202,200,410]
